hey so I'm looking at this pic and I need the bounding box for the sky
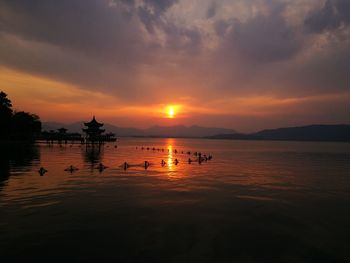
[0,0,350,132]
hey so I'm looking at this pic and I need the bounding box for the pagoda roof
[84,116,104,127]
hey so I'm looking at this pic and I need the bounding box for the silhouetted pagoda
[83,116,116,143]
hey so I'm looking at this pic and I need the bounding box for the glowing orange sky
[1,66,350,132]
[0,0,350,132]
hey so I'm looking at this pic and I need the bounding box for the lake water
[1,138,350,262]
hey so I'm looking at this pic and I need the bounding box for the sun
[164,104,182,119]
[166,105,175,118]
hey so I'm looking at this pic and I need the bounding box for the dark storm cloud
[204,0,350,102]
[162,23,202,52]
[143,0,178,12]
[288,43,350,94]
[0,0,350,105]
[304,0,350,33]
[0,0,191,70]
[284,0,350,95]
[137,0,199,53]
[220,2,302,63]
[138,6,158,33]
[0,0,142,60]
[136,0,178,33]
[0,33,136,90]
[206,1,217,19]
[0,0,201,102]
[1,0,350,129]
[214,19,235,37]
[0,0,160,100]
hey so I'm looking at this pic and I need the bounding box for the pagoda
[83,116,105,143]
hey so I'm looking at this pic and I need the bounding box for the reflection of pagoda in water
[83,116,116,143]
[82,145,103,170]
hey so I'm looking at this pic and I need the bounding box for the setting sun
[166,105,175,118]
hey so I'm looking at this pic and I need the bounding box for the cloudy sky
[0,0,349,131]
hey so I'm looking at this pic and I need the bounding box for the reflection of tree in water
[0,143,40,189]
[82,145,104,170]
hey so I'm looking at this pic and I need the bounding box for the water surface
[1,138,350,262]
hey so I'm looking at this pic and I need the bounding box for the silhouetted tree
[0,91,12,112]
[0,91,42,141]
[11,112,42,140]
[0,91,13,138]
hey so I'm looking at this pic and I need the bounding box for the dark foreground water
[1,138,350,262]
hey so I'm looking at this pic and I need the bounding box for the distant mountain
[209,133,260,140]
[42,122,236,138]
[209,124,350,142]
[103,124,145,137]
[143,125,236,137]
[42,122,68,132]
[42,121,84,133]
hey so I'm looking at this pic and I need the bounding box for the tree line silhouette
[0,91,41,141]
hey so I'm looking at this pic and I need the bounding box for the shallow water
[1,138,350,262]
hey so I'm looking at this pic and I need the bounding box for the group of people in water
[38,165,80,175]
[137,146,213,163]
[135,145,213,168]
[37,145,213,175]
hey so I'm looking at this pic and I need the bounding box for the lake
[1,138,350,262]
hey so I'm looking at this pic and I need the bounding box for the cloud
[206,1,217,19]
[144,0,178,12]
[221,6,303,63]
[304,0,350,33]
[137,0,178,33]
[0,0,350,129]
[0,0,200,94]
[0,0,142,57]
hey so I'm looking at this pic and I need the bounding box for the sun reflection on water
[167,143,173,171]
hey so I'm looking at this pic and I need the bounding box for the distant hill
[209,125,350,142]
[143,125,236,137]
[42,122,236,138]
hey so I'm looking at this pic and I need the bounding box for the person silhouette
[64,165,79,172]
[123,162,129,170]
[38,167,48,176]
[97,163,107,172]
